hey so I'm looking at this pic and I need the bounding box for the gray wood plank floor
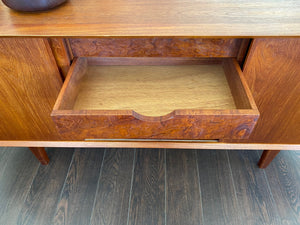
[0,147,299,225]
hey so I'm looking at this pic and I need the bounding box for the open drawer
[51,57,259,141]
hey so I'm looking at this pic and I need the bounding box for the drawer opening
[52,57,259,140]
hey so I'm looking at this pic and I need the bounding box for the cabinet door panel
[242,38,300,144]
[0,38,63,140]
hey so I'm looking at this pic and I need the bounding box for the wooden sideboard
[0,0,299,168]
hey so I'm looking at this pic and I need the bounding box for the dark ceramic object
[2,0,67,12]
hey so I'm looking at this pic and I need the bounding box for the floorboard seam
[255,150,282,224]
[52,148,75,224]
[126,148,136,225]
[0,148,12,179]
[195,150,205,225]
[226,150,242,224]
[17,149,42,225]
[89,148,107,225]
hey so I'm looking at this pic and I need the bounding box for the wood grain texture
[236,39,251,67]
[228,150,281,225]
[51,57,258,140]
[0,148,14,179]
[223,58,257,110]
[29,147,50,165]
[17,148,74,225]
[258,150,280,169]
[53,148,105,225]
[264,150,300,224]
[0,0,299,36]
[242,38,300,144]
[0,148,40,225]
[74,64,237,114]
[2,141,300,150]
[48,38,72,79]
[197,150,241,225]
[90,149,135,225]
[69,38,243,58]
[1,147,300,224]
[128,149,165,225]
[0,38,63,140]
[166,150,203,225]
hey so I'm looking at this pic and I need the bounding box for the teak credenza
[0,0,299,168]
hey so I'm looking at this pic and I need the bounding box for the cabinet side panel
[242,38,300,144]
[0,38,63,140]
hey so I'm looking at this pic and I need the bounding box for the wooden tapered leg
[29,147,50,165]
[258,150,280,169]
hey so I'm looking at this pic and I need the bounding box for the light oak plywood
[73,64,236,116]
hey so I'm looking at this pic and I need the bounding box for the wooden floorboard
[0,148,40,225]
[0,147,300,225]
[53,148,105,225]
[0,147,14,179]
[90,148,135,225]
[166,149,203,225]
[264,150,300,225]
[127,149,165,225]
[17,148,74,225]
[197,150,241,225]
[228,150,281,225]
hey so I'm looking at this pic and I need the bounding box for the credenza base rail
[1,141,299,150]
[2,142,299,168]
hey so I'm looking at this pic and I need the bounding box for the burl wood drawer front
[68,38,246,58]
[51,57,259,141]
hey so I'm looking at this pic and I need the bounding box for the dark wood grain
[69,38,243,58]
[128,149,165,225]
[0,147,300,224]
[0,147,14,179]
[197,150,241,225]
[17,148,74,225]
[0,0,299,36]
[0,148,40,225]
[166,150,203,225]
[48,38,72,79]
[90,149,135,225]
[0,38,63,141]
[242,38,300,144]
[53,148,105,225]
[258,150,280,169]
[264,150,300,224]
[236,39,251,67]
[29,147,50,165]
[51,57,258,140]
[227,150,281,225]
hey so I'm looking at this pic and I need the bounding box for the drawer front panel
[69,38,245,58]
[51,113,258,141]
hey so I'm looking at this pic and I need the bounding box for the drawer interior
[55,57,256,118]
[74,64,236,116]
[52,57,259,140]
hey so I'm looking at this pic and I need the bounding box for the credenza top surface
[0,0,299,37]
